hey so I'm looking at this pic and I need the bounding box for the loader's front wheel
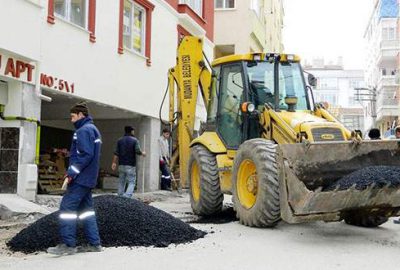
[232,139,281,227]
[188,145,223,215]
[344,212,388,228]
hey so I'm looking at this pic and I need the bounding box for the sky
[283,0,374,69]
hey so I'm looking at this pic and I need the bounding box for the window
[348,96,357,106]
[247,61,275,109]
[278,62,309,110]
[318,78,338,90]
[48,0,96,42]
[315,92,338,106]
[54,0,87,28]
[180,0,203,16]
[123,0,146,54]
[218,64,244,148]
[349,79,361,89]
[207,66,220,123]
[215,0,235,9]
[382,27,396,40]
[342,115,363,131]
[118,0,154,65]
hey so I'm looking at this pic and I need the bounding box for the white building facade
[0,0,214,200]
[305,58,365,132]
[364,0,399,133]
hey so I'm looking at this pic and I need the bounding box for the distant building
[304,58,365,132]
[364,0,400,133]
[214,0,284,58]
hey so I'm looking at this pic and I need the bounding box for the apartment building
[364,0,400,132]
[0,0,214,200]
[214,0,284,58]
[304,58,365,132]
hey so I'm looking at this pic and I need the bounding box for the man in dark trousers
[158,128,172,190]
[47,102,102,255]
[111,126,146,198]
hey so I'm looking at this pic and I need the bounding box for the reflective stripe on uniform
[60,213,78,220]
[161,175,171,179]
[79,211,95,220]
[70,165,80,174]
[94,139,102,143]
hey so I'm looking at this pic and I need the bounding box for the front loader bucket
[278,140,400,223]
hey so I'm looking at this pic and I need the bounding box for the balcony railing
[380,39,400,50]
[376,89,398,107]
[377,75,399,89]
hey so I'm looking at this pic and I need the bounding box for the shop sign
[0,54,35,84]
[0,53,75,94]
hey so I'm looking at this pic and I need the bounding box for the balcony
[377,39,400,66]
[376,87,400,121]
[381,40,400,50]
[377,75,399,90]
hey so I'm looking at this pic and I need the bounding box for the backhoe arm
[168,36,212,187]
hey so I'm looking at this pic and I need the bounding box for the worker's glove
[64,174,73,184]
[61,174,73,190]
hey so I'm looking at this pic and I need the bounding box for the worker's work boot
[77,244,103,253]
[47,244,77,255]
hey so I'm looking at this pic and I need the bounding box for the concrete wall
[214,0,284,55]
[215,1,252,54]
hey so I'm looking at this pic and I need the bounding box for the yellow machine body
[167,36,400,227]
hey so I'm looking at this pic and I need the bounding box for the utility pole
[354,87,377,126]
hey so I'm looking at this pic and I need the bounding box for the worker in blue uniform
[47,102,102,255]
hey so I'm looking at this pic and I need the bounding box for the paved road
[1,193,400,270]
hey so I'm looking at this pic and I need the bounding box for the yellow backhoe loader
[165,36,400,228]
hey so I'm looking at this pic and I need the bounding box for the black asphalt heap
[325,166,400,191]
[7,195,206,253]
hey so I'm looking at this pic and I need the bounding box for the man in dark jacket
[111,126,146,198]
[47,102,102,255]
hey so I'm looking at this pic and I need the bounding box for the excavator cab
[207,54,311,145]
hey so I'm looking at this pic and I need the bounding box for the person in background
[47,102,102,255]
[395,126,400,139]
[393,126,400,225]
[383,127,392,138]
[158,128,172,191]
[111,126,146,198]
[368,128,381,140]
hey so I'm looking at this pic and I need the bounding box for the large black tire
[344,213,388,228]
[188,145,223,215]
[232,139,281,227]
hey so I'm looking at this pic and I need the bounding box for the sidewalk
[0,194,50,221]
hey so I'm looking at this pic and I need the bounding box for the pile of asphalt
[7,195,206,253]
[325,166,400,191]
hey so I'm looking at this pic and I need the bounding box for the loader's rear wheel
[344,213,388,228]
[188,145,223,215]
[232,139,281,227]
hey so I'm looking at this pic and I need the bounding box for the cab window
[217,64,244,148]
